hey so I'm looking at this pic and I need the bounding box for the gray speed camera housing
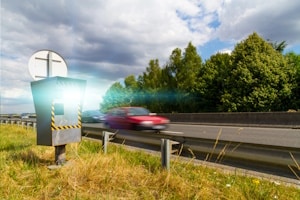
[31,76,86,146]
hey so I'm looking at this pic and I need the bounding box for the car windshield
[84,110,103,116]
[128,107,150,116]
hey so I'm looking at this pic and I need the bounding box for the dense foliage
[101,33,300,113]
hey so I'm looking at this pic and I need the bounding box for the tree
[162,48,182,112]
[221,32,294,111]
[164,47,182,87]
[268,40,287,53]
[200,53,231,111]
[141,59,162,89]
[124,75,139,105]
[139,59,164,112]
[159,66,177,112]
[100,82,127,112]
[178,42,203,112]
[101,35,297,113]
[285,52,300,109]
[179,42,202,93]
[163,42,202,112]
[124,75,138,89]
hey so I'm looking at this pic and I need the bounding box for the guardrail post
[102,131,115,154]
[27,122,32,129]
[161,139,180,171]
[161,139,170,170]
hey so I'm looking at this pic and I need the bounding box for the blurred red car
[104,107,170,131]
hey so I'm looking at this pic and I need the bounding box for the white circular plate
[28,50,68,80]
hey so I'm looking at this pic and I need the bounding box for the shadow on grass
[0,143,32,152]
[11,150,52,167]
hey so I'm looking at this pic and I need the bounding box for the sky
[1,0,300,114]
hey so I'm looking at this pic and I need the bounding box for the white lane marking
[161,131,184,135]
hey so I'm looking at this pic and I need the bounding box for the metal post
[55,145,66,165]
[102,131,109,154]
[161,139,170,171]
[27,122,32,129]
[102,131,114,154]
[47,51,53,77]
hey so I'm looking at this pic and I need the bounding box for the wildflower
[252,179,260,185]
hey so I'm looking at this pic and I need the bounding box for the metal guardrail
[81,126,300,183]
[0,118,37,129]
[161,112,300,128]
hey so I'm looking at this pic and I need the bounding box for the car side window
[110,109,118,116]
[117,110,126,117]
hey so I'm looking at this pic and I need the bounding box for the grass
[0,124,299,199]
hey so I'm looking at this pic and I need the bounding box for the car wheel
[132,124,140,131]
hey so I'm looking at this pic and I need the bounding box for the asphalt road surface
[167,124,300,148]
[85,123,300,149]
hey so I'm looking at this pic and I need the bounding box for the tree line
[100,32,300,113]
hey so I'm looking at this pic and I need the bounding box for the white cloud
[218,48,232,55]
[1,88,29,99]
[216,0,300,44]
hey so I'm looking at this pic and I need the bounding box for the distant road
[168,124,300,148]
[85,123,300,149]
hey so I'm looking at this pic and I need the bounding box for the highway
[82,122,300,182]
[167,124,300,148]
[85,123,300,149]
[2,117,299,148]
[82,122,300,183]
